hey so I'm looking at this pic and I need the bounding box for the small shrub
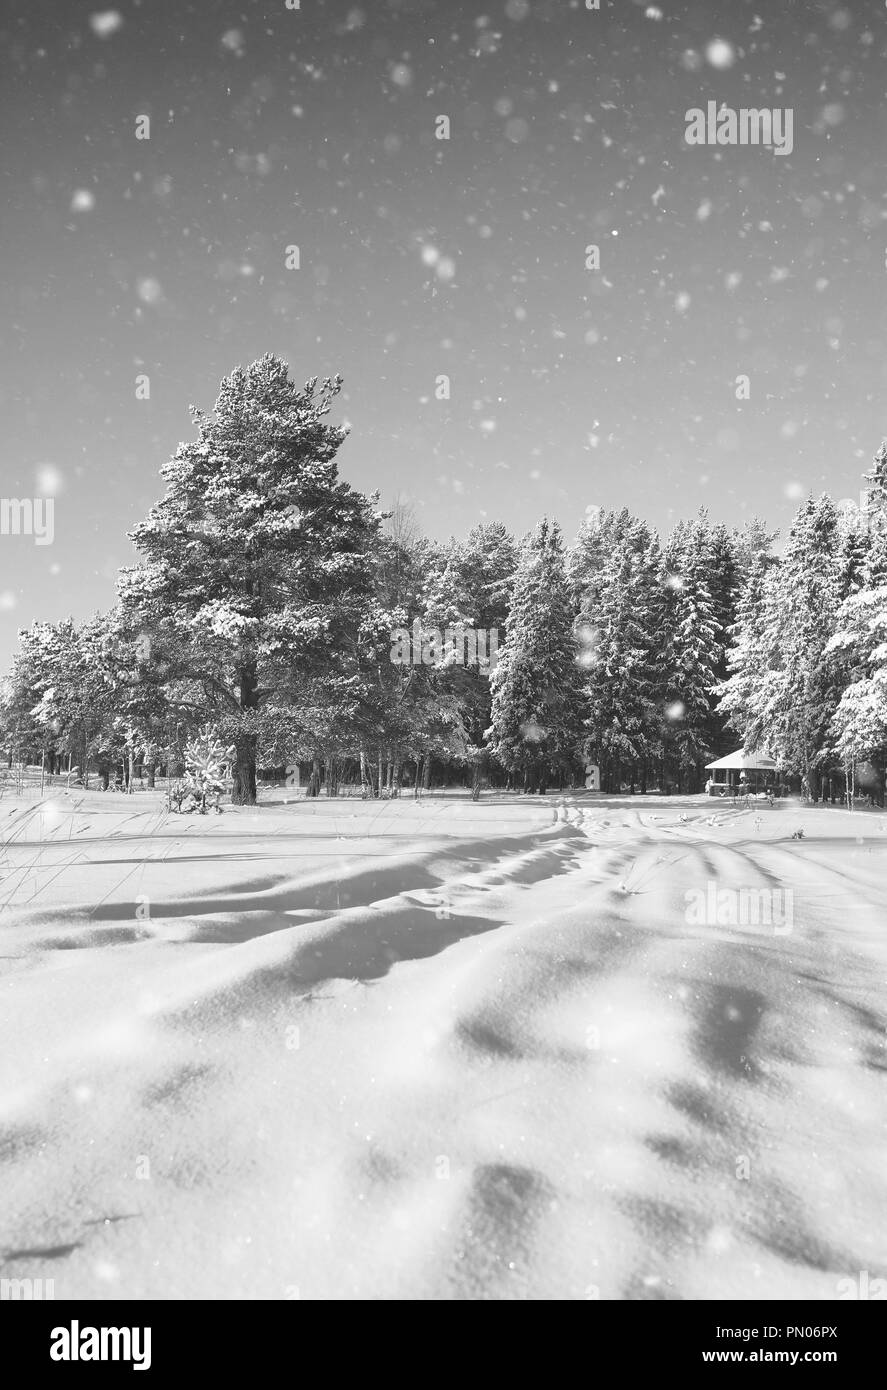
[167,728,235,814]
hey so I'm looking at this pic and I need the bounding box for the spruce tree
[580,515,665,792]
[663,517,721,789]
[488,519,584,792]
[719,496,844,799]
[827,446,887,802]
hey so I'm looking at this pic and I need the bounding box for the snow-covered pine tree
[715,547,776,754]
[576,513,665,792]
[457,522,517,795]
[569,507,639,617]
[704,520,743,756]
[662,516,721,790]
[11,615,124,789]
[488,519,584,792]
[419,523,517,793]
[118,355,380,804]
[731,517,777,586]
[720,496,844,800]
[826,446,887,804]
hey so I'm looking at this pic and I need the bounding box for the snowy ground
[1,789,886,1300]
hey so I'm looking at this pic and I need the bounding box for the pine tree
[719,496,844,800]
[488,519,584,791]
[11,616,124,788]
[663,516,721,789]
[420,525,517,793]
[119,355,379,803]
[576,513,665,792]
[826,446,887,803]
[716,548,776,753]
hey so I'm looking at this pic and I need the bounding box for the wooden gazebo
[704,749,778,797]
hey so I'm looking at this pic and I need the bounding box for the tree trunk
[422,753,432,791]
[231,735,258,805]
[325,757,339,798]
[307,757,321,798]
[146,761,156,788]
[360,747,371,799]
[232,661,260,805]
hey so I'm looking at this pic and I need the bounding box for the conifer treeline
[2,357,885,805]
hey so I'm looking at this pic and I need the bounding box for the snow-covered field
[1,790,885,1300]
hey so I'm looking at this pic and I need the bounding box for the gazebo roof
[705,749,778,772]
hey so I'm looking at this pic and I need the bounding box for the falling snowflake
[137,277,163,305]
[520,719,545,743]
[221,28,245,56]
[89,10,123,38]
[36,465,63,495]
[705,38,735,69]
[575,625,601,669]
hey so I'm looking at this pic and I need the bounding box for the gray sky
[1,0,884,665]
